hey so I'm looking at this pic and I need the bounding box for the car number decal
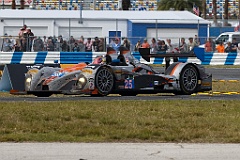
[124,78,134,89]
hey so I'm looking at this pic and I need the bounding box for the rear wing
[139,48,200,62]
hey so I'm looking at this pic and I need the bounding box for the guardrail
[0,49,239,65]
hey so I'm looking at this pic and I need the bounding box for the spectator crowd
[2,24,240,57]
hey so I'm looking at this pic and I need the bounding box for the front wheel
[95,66,114,96]
[178,64,199,95]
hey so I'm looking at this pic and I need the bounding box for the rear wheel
[178,64,199,95]
[95,66,114,96]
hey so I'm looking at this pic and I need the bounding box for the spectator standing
[205,39,213,52]
[215,41,225,53]
[85,38,93,52]
[150,38,158,53]
[93,37,100,52]
[194,35,200,46]
[33,37,44,51]
[47,39,54,51]
[179,38,188,53]
[224,41,233,53]
[157,40,168,53]
[111,38,121,51]
[72,42,80,52]
[42,36,48,51]
[98,38,105,52]
[134,40,141,51]
[13,38,21,52]
[23,28,34,51]
[55,35,63,51]
[231,38,238,53]
[78,39,85,52]
[187,37,198,51]
[69,36,75,51]
[141,38,150,48]
[165,38,178,70]
[61,40,70,52]
[2,34,13,52]
[121,37,131,50]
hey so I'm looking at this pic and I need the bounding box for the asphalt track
[1,143,240,160]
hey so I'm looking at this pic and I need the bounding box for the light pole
[79,0,83,24]
[2,0,4,9]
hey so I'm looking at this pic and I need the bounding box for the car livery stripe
[170,63,181,76]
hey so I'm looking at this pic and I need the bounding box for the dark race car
[24,47,212,97]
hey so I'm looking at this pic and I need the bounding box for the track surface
[1,143,240,160]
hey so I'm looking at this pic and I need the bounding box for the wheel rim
[96,68,114,94]
[182,67,198,91]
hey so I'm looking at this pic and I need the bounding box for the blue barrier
[60,52,93,64]
[0,49,240,65]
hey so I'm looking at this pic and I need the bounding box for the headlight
[25,77,32,91]
[26,77,32,83]
[77,75,87,89]
[79,77,86,83]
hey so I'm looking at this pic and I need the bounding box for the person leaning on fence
[141,38,150,48]
[78,39,85,52]
[215,41,225,53]
[179,38,188,53]
[98,38,105,52]
[61,40,70,52]
[150,38,158,53]
[187,37,198,52]
[121,37,131,50]
[2,34,13,52]
[134,40,141,51]
[224,41,234,53]
[231,38,238,53]
[13,38,21,52]
[85,38,93,52]
[72,42,80,52]
[165,38,178,70]
[204,39,213,52]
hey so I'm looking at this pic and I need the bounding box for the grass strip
[0,100,240,143]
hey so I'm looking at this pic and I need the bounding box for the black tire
[95,66,114,96]
[33,92,52,97]
[178,64,199,95]
[120,93,137,96]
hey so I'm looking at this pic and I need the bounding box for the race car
[24,47,212,97]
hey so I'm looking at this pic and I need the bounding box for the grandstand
[206,0,239,18]
[0,0,159,10]
[1,0,239,17]
[32,0,158,10]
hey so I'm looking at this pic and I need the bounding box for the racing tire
[95,66,114,96]
[33,92,52,97]
[178,64,199,95]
